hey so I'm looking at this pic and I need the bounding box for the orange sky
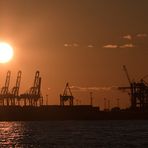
[0,0,148,109]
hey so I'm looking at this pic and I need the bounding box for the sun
[0,42,14,63]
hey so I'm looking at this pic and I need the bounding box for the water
[0,121,148,147]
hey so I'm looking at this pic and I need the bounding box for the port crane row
[0,71,77,107]
[0,66,147,110]
[0,71,88,108]
[0,71,43,106]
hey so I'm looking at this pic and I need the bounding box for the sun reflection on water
[0,122,24,146]
[0,121,148,147]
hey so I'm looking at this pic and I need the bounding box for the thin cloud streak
[136,33,147,38]
[88,44,94,48]
[64,43,79,47]
[123,35,132,40]
[73,43,79,47]
[120,43,135,48]
[103,44,118,49]
[70,86,118,92]
[103,43,135,49]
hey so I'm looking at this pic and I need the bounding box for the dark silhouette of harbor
[0,66,148,121]
[0,105,148,121]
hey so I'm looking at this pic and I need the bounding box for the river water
[0,121,148,147]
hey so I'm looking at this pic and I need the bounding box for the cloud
[64,43,72,47]
[120,43,135,48]
[103,43,135,49]
[73,43,79,47]
[123,35,132,40]
[103,33,146,50]
[70,86,117,92]
[64,43,79,47]
[88,44,94,48]
[103,44,118,49]
[136,33,147,38]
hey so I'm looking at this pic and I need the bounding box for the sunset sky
[0,0,148,109]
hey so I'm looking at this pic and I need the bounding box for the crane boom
[60,83,74,106]
[11,70,22,96]
[0,71,11,106]
[5,71,11,88]
[63,83,73,96]
[29,71,40,95]
[1,71,11,94]
[123,65,131,85]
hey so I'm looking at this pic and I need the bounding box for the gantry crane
[123,65,132,84]
[28,71,42,106]
[60,83,74,106]
[0,71,11,106]
[118,65,148,110]
[20,71,43,106]
[9,71,22,106]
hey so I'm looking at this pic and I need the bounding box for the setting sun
[0,42,14,63]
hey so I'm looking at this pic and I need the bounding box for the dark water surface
[0,121,148,147]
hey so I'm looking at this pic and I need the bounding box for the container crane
[0,71,11,106]
[118,65,148,110]
[9,71,22,106]
[60,83,74,106]
[20,71,43,106]
[123,65,131,84]
[28,71,42,106]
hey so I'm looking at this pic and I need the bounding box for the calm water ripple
[0,121,148,147]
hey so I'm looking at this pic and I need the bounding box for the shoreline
[0,105,148,121]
